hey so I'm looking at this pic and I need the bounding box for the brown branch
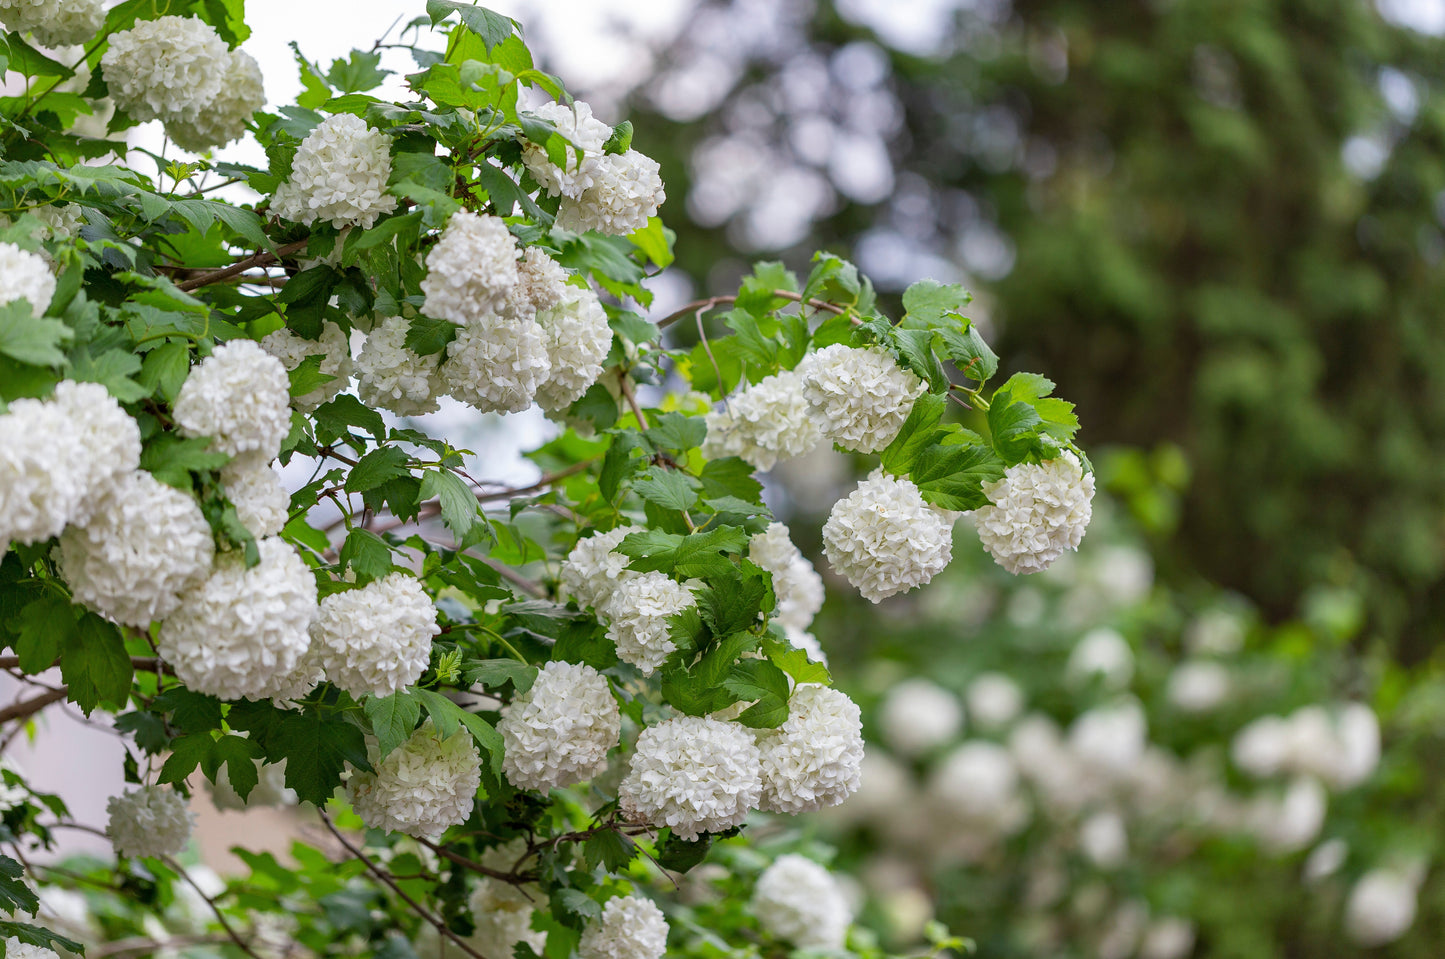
[618,374,649,430]
[160,855,262,959]
[0,687,68,724]
[0,656,172,676]
[175,239,309,292]
[411,836,525,883]
[92,934,235,958]
[655,290,847,330]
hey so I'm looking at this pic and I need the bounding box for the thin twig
[0,688,68,724]
[411,836,524,883]
[160,855,262,959]
[0,655,173,676]
[655,290,847,330]
[618,374,649,430]
[175,239,309,292]
[92,934,235,958]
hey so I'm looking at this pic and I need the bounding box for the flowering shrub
[0,2,1092,955]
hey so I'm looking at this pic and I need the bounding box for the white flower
[1345,867,1421,946]
[2,937,58,959]
[48,380,143,527]
[748,523,824,631]
[56,470,214,627]
[1232,716,1290,778]
[927,741,1027,835]
[311,573,439,698]
[702,371,821,472]
[973,451,1095,575]
[1166,660,1231,713]
[421,211,520,322]
[173,340,292,460]
[499,661,620,792]
[752,854,852,950]
[798,345,925,454]
[0,0,103,46]
[1139,918,1197,959]
[534,285,612,413]
[157,537,317,701]
[560,525,637,610]
[966,673,1024,730]
[577,895,669,959]
[208,759,296,811]
[100,16,228,123]
[603,572,694,676]
[1068,698,1148,780]
[1303,837,1349,883]
[466,879,547,959]
[272,114,397,230]
[260,321,353,412]
[822,470,954,603]
[1232,704,1381,789]
[31,204,85,243]
[258,644,326,705]
[440,314,551,414]
[505,246,571,319]
[1079,809,1129,869]
[105,785,194,859]
[1064,627,1134,690]
[0,242,55,317]
[355,316,444,416]
[523,100,613,197]
[619,715,762,840]
[220,456,289,538]
[1247,776,1328,854]
[757,684,864,814]
[878,678,964,757]
[166,51,265,151]
[556,150,666,236]
[348,721,481,839]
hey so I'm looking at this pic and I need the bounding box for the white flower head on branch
[347,720,481,840]
[499,660,621,792]
[973,450,1095,575]
[166,50,265,152]
[105,785,194,859]
[560,525,637,611]
[799,344,925,453]
[534,285,613,413]
[757,684,864,814]
[603,571,694,676]
[523,100,614,197]
[619,715,762,840]
[748,522,824,632]
[822,470,955,603]
[577,895,670,959]
[0,0,104,47]
[172,339,292,460]
[272,113,398,230]
[703,370,820,472]
[260,321,354,413]
[0,242,55,318]
[355,315,445,416]
[311,573,441,698]
[752,854,853,950]
[421,211,520,322]
[220,456,290,539]
[100,16,229,123]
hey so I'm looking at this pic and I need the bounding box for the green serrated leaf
[364,691,421,760]
[13,597,71,674]
[0,301,68,366]
[633,466,700,513]
[420,468,477,538]
[346,446,412,493]
[59,613,133,715]
[340,529,393,581]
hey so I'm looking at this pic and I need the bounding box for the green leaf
[725,659,791,729]
[412,688,503,780]
[902,279,972,326]
[696,564,771,637]
[340,529,393,581]
[608,311,659,347]
[629,217,674,268]
[286,354,335,398]
[420,469,477,538]
[426,0,518,50]
[13,597,71,674]
[463,659,537,693]
[346,446,413,493]
[313,394,386,441]
[157,733,213,786]
[0,854,38,915]
[582,830,635,872]
[59,613,133,715]
[137,340,191,402]
[0,301,69,366]
[70,347,148,403]
[633,466,700,513]
[890,327,948,393]
[910,442,1007,511]
[880,391,947,476]
[152,687,224,733]
[0,919,84,956]
[646,412,707,454]
[326,49,391,93]
[290,41,332,110]
[616,526,748,579]
[551,621,617,670]
[946,323,999,384]
[699,457,764,504]
[266,709,371,807]
[655,833,714,873]
[211,735,265,801]
[766,637,831,685]
[364,691,421,760]
[987,389,1045,462]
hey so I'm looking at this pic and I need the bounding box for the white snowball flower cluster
[577,895,669,959]
[1079,809,1129,869]
[748,523,824,631]
[0,382,140,548]
[758,684,864,814]
[1246,776,1328,853]
[878,678,964,757]
[1345,866,1422,947]
[966,673,1024,730]
[603,571,694,675]
[703,371,820,472]
[556,150,667,236]
[1068,698,1149,779]
[560,526,636,610]
[534,286,613,413]
[99,16,228,123]
[166,50,265,152]
[752,855,852,950]
[56,470,214,627]
[355,315,444,416]
[311,573,439,698]
[620,715,762,840]
[927,741,1028,836]
[1166,660,1231,713]
[220,457,289,538]
[260,322,354,412]
[822,470,955,603]
[30,204,85,243]
[499,661,621,791]
[272,114,397,230]
[441,316,551,414]
[798,345,925,453]
[105,785,194,859]
[973,450,1095,575]
[506,246,571,317]
[522,101,613,196]
[1065,627,1135,689]
[1230,702,1379,789]
[347,721,481,839]
[173,340,292,459]
[0,242,55,317]
[2,937,58,959]
[467,879,548,959]
[157,537,317,701]
[0,0,103,46]
[421,211,520,321]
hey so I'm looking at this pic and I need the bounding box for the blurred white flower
[1166,660,1231,713]
[1345,866,1422,947]
[1065,627,1134,690]
[878,678,964,756]
[966,672,1024,730]
[1078,809,1128,870]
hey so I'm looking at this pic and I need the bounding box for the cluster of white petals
[522,101,613,196]
[561,526,636,610]
[220,456,289,538]
[1345,866,1422,947]
[499,661,620,791]
[556,150,666,236]
[3,937,58,959]
[441,315,551,414]
[311,573,439,698]
[878,678,964,757]
[973,451,1095,574]
[355,316,444,416]
[703,371,820,472]
[209,759,296,811]
[466,879,547,959]
[505,246,570,317]
[0,0,103,46]
[799,345,925,453]
[260,321,353,412]
[1166,660,1231,713]
[966,672,1025,730]
[928,741,1028,836]
[752,855,852,950]
[0,382,140,548]
[822,471,955,603]
[603,571,694,675]
[1230,702,1380,789]
[577,896,669,959]
[348,722,481,839]
[273,114,397,230]
[534,286,612,412]
[100,17,228,123]
[105,785,194,859]
[421,211,519,321]
[173,340,291,459]
[57,470,213,627]
[0,242,55,317]
[157,537,317,701]
[166,51,265,152]
[1065,627,1135,689]
[748,523,824,631]
[31,204,85,243]
[620,715,762,840]
[757,684,864,814]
